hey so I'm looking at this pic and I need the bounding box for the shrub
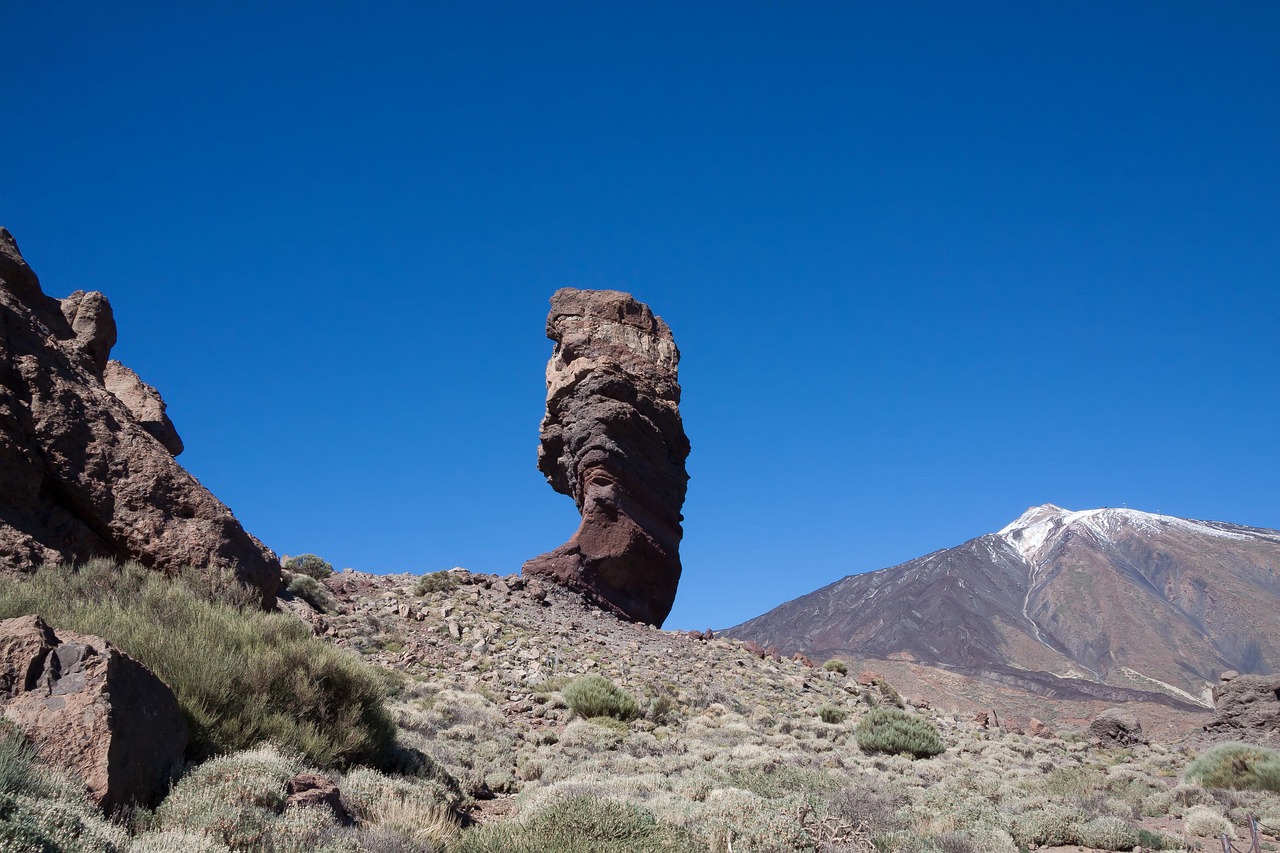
[0,562,396,767]
[823,659,849,675]
[414,571,458,595]
[1075,816,1141,851]
[1183,804,1234,838]
[1009,802,1086,847]
[1184,742,1280,792]
[562,675,639,722]
[452,795,696,852]
[818,704,848,724]
[285,574,338,613]
[283,554,334,579]
[855,707,945,758]
[155,745,302,847]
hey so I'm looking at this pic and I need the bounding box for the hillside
[725,505,1280,724]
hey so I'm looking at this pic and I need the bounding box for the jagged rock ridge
[523,288,690,627]
[0,228,279,603]
[727,504,1280,710]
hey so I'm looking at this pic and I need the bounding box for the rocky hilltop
[523,288,690,627]
[0,228,279,603]
[727,505,1280,722]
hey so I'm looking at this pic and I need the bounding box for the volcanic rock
[1206,673,1280,736]
[522,288,690,626]
[1089,707,1147,746]
[0,615,187,812]
[0,228,278,603]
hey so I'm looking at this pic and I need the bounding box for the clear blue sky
[4,2,1277,630]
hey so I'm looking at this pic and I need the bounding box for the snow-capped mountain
[726,505,1280,711]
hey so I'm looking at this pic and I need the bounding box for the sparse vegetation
[282,553,334,580]
[823,659,848,675]
[285,573,338,612]
[1185,741,1280,792]
[415,571,460,595]
[855,707,945,758]
[452,795,697,852]
[818,704,847,724]
[562,675,639,722]
[0,561,395,767]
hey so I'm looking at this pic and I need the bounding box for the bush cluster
[1184,741,1280,792]
[283,554,334,580]
[0,562,395,767]
[817,704,847,724]
[822,659,849,675]
[285,574,339,613]
[855,707,945,758]
[562,675,640,722]
[453,795,696,853]
[414,571,459,595]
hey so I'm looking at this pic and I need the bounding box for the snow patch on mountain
[997,504,1274,566]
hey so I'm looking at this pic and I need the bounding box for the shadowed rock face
[522,288,690,626]
[0,228,279,604]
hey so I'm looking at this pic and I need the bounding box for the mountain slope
[726,505,1280,708]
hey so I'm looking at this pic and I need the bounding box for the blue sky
[4,2,1277,630]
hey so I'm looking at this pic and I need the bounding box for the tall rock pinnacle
[523,288,690,626]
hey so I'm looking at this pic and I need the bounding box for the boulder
[522,289,690,626]
[1088,707,1147,746]
[287,772,349,823]
[1028,717,1055,739]
[0,228,278,604]
[0,615,187,812]
[1206,673,1280,735]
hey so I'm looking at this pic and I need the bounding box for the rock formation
[1088,707,1147,746]
[1206,671,1280,737]
[0,615,187,812]
[0,228,279,603]
[522,288,690,627]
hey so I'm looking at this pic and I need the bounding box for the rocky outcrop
[0,228,278,603]
[522,289,690,627]
[1089,707,1147,746]
[1206,672,1280,736]
[0,615,187,812]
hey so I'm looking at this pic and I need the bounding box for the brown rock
[972,709,1002,729]
[1028,717,1055,738]
[792,653,815,668]
[1088,707,1147,746]
[0,615,187,812]
[0,228,278,603]
[287,772,349,823]
[856,670,884,687]
[522,289,690,627]
[742,640,769,659]
[1206,673,1280,735]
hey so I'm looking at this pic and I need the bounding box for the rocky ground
[268,566,1280,852]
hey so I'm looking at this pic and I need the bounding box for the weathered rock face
[0,228,278,603]
[522,288,690,627]
[1089,707,1147,746]
[1206,672,1280,736]
[0,615,187,812]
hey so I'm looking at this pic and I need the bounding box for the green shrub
[285,574,338,613]
[562,675,639,722]
[818,704,848,724]
[855,707,945,758]
[1009,802,1086,847]
[414,571,458,595]
[0,562,395,767]
[1075,816,1141,851]
[452,795,696,853]
[823,659,849,675]
[1183,804,1234,838]
[1184,741,1280,792]
[282,554,333,579]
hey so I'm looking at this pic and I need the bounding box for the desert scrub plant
[0,561,396,767]
[0,728,129,853]
[285,573,339,613]
[818,704,848,724]
[1074,816,1141,851]
[414,571,458,595]
[855,707,944,759]
[562,674,639,722]
[155,745,303,847]
[823,659,849,675]
[1185,742,1280,792]
[1009,802,1086,847]
[282,553,333,579]
[1183,804,1235,838]
[451,795,696,852]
